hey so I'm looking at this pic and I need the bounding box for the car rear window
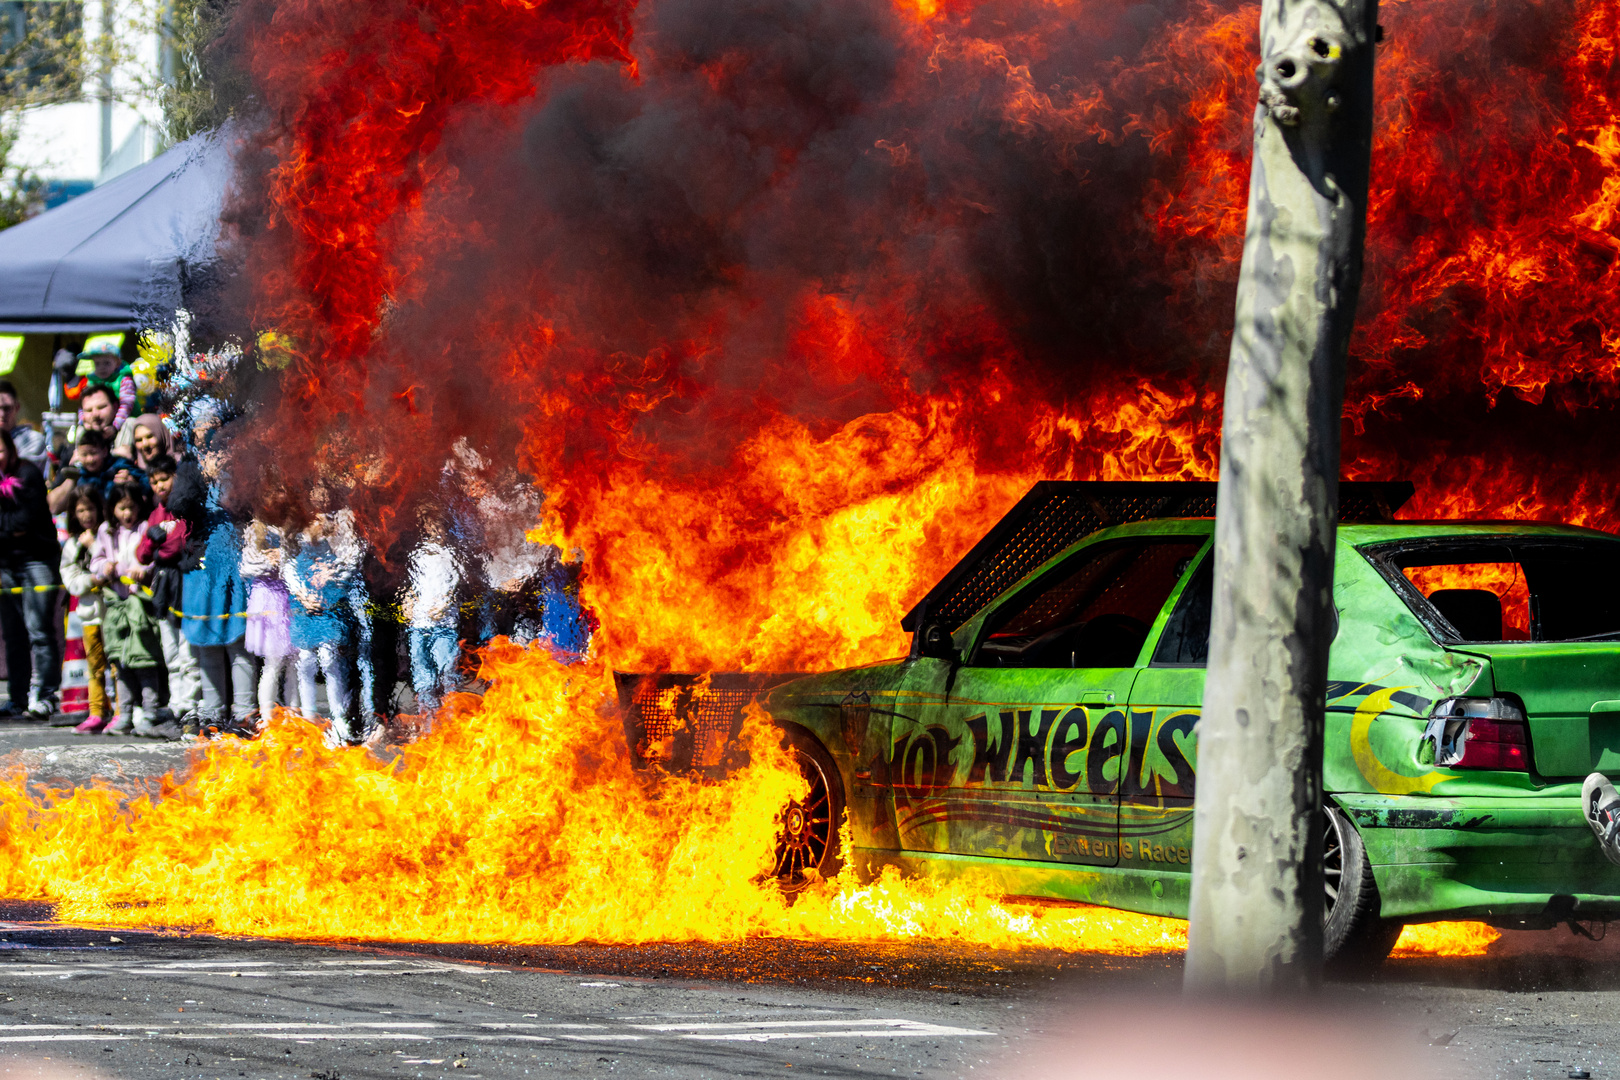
[1364,538,1620,643]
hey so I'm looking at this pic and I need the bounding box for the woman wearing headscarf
[119,412,193,711]
[111,413,172,475]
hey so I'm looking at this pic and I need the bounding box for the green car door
[1122,547,1211,894]
[889,534,1207,869]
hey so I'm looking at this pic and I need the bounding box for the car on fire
[618,481,1620,966]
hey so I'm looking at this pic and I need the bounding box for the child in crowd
[61,487,111,734]
[96,483,166,736]
[283,485,362,745]
[404,506,461,716]
[135,454,196,717]
[66,341,137,430]
[170,399,255,738]
[241,499,295,725]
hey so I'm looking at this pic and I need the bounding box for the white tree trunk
[1185,0,1379,994]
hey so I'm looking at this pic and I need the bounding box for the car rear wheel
[773,727,845,893]
[1324,802,1402,972]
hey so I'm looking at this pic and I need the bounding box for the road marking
[634,1018,994,1041]
[685,1026,990,1042]
[1,958,489,979]
[238,1033,434,1041]
[634,1019,959,1031]
[204,1022,441,1030]
[125,961,280,969]
[0,1017,993,1046]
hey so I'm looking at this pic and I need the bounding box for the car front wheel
[773,727,845,893]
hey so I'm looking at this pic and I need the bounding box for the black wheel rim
[1322,806,1345,922]
[774,747,833,891]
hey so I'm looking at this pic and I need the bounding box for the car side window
[1153,553,1213,666]
[975,539,1206,668]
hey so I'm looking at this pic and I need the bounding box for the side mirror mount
[913,620,960,664]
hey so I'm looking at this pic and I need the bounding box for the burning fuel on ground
[1,0,1614,958]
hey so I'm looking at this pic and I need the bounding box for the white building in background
[4,0,169,206]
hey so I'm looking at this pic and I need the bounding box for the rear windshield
[1363,537,1620,643]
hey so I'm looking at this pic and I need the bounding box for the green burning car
[619,480,1620,965]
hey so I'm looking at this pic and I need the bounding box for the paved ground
[0,915,1018,1080]
[8,719,1620,1079]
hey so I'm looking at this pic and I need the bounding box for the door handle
[1080,691,1116,704]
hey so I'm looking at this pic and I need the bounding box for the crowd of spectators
[0,343,590,744]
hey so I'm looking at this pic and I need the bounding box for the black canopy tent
[0,127,232,335]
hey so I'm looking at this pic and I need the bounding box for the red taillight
[1455,716,1529,771]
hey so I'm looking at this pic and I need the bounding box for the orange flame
[1392,921,1502,958]
[4,0,1617,962]
[0,643,1182,954]
[1404,564,1533,639]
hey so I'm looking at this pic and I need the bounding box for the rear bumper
[1336,793,1620,924]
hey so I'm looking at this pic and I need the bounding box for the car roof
[900,479,1617,637]
[903,480,1416,634]
[1093,518,1620,543]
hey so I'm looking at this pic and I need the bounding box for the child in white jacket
[60,487,110,733]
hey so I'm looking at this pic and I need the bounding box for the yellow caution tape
[110,575,249,619]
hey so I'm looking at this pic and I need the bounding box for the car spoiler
[899,479,1415,645]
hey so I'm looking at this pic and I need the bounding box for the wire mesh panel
[615,672,803,771]
[902,480,1412,634]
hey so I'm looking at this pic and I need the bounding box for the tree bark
[1184,0,1379,994]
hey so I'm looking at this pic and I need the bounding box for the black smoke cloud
[350,0,1238,480]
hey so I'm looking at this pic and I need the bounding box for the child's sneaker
[103,712,132,735]
[25,689,57,718]
[130,707,159,738]
[73,715,110,734]
[208,710,260,740]
[322,719,353,750]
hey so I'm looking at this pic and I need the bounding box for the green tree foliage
[0,1,84,228]
[0,1,84,108]
[0,120,42,227]
[155,0,242,145]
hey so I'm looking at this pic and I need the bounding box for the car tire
[1323,802,1402,973]
[773,726,846,893]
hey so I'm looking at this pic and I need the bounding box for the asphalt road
[9,718,1620,1080]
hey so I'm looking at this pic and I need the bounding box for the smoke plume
[201,0,1620,668]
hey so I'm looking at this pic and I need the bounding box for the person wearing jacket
[94,483,166,736]
[283,487,363,745]
[0,427,61,717]
[47,426,145,516]
[135,455,196,718]
[167,404,255,738]
[60,487,111,732]
[240,474,297,728]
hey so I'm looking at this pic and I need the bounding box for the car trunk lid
[1454,643,1620,777]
